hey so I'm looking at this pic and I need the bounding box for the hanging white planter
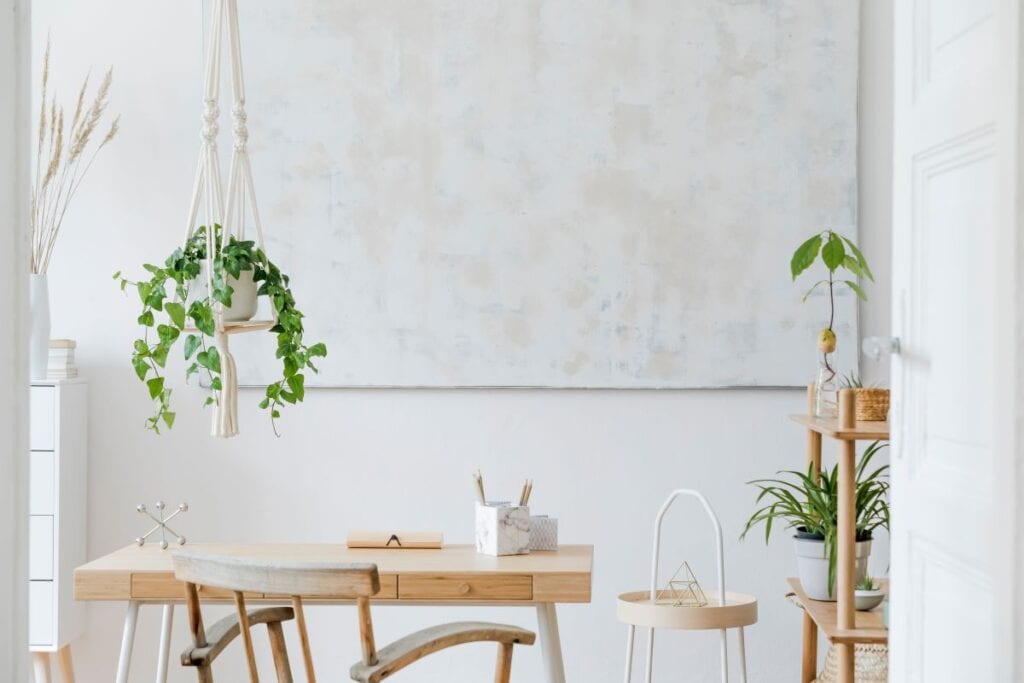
[183,0,279,437]
[192,261,258,323]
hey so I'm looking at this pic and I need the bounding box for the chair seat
[349,621,536,683]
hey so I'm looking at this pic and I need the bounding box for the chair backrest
[173,549,381,597]
[172,549,384,683]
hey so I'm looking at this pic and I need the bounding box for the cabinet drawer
[29,516,54,580]
[29,581,54,646]
[30,451,55,515]
[30,387,56,451]
[398,574,532,601]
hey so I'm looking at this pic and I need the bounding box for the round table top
[616,590,758,630]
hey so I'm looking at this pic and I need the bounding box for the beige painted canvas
[228,0,859,387]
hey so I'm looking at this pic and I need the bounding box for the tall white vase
[30,273,51,381]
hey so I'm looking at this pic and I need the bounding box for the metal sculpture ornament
[135,501,188,550]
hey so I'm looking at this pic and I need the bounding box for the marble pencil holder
[475,502,530,556]
[528,515,559,551]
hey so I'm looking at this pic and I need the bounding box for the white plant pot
[793,535,872,601]
[29,274,51,381]
[193,261,258,322]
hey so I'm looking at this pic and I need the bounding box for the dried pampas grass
[30,37,119,274]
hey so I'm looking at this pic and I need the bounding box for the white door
[891,1,1020,681]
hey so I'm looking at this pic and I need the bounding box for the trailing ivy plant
[114,224,326,435]
[790,230,873,377]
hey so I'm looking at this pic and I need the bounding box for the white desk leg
[156,604,174,683]
[116,601,141,683]
[623,624,636,683]
[536,603,566,683]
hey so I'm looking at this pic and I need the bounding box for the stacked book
[47,339,78,379]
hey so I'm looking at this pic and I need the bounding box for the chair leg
[267,621,294,683]
[494,642,514,683]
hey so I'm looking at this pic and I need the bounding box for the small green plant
[857,575,877,591]
[115,225,326,435]
[742,440,890,596]
[790,230,873,379]
[839,372,879,389]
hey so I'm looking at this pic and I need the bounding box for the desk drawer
[398,574,532,601]
[29,581,54,646]
[30,387,56,451]
[131,573,261,600]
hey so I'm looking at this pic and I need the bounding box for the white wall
[858,0,894,387]
[0,0,30,680]
[32,2,892,681]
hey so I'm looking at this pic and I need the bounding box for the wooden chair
[172,549,536,683]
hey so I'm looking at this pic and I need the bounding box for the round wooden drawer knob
[458,583,471,595]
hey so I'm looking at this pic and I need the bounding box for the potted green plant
[114,224,326,435]
[790,230,873,417]
[855,574,885,611]
[742,440,889,601]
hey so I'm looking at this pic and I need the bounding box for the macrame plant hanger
[184,0,275,438]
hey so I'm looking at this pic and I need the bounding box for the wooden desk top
[75,544,593,605]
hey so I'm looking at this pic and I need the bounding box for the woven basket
[814,643,888,682]
[853,388,890,421]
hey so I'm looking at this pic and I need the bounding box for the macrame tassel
[211,330,239,438]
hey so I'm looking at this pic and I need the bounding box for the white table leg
[737,627,747,683]
[644,627,654,683]
[156,604,174,683]
[623,624,636,683]
[536,603,566,683]
[719,628,729,683]
[116,601,141,683]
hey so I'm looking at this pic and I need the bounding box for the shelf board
[787,578,888,644]
[789,414,890,441]
[184,319,276,336]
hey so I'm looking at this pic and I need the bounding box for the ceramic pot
[854,588,886,611]
[193,261,258,322]
[29,274,50,380]
[794,533,872,601]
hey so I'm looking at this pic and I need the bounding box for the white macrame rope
[179,0,280,437]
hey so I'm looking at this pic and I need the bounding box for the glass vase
[814,352,839,418]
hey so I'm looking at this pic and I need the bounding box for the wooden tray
[616,590,757,630]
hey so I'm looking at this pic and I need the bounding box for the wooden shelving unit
[789,387,890,683]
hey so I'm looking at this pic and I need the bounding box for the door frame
[0,0,31,680]
[995,1,1023,679]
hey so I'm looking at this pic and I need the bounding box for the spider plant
[742,440,890,596]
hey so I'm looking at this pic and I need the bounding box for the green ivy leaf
[258,398,270,409]
[162,412,176,428]
[137,310,155,327]
[147,376,165,399]
[790,234,822,279]
[132,356,150,381]
[821,232,846,272]
[157,324,180,345]
[184,334,202,360]
[165,302,186,330]
[137,282,152,304]
[151,345,169,368]
[210,377,223,391]
[308,342,327,358]
[287,373,305,402]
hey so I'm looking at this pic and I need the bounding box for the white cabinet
[29,380,87,661]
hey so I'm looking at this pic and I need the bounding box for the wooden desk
[76,543,593,683]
